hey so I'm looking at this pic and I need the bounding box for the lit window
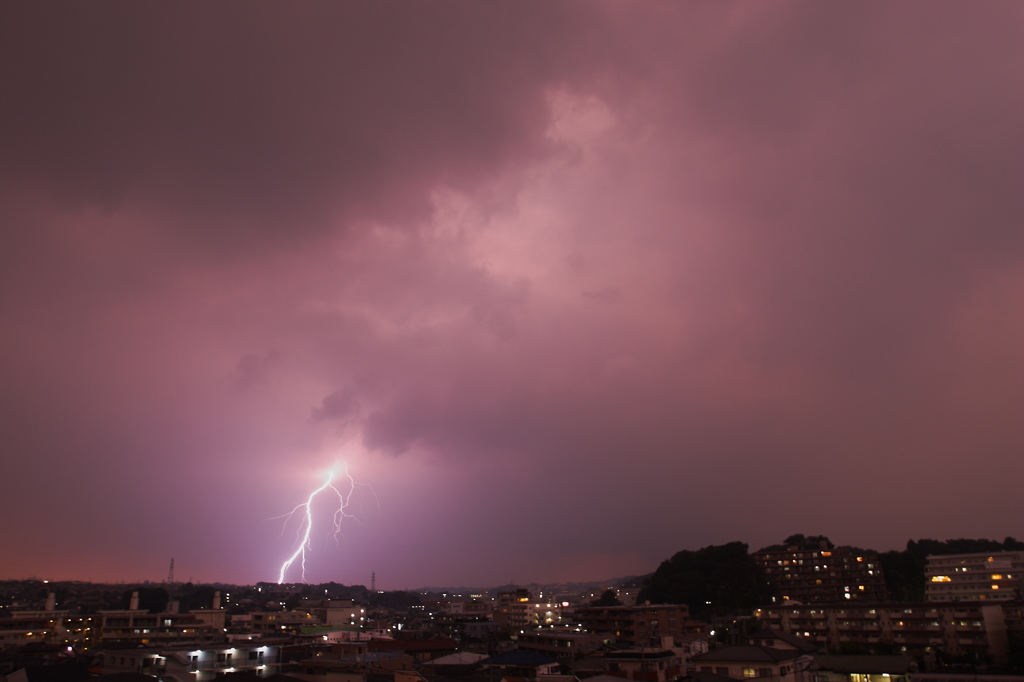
[931,576,952,583]
[744,668,757,678]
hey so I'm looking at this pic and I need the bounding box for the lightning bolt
[275,463,366,584]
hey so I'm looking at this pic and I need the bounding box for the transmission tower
[167,558,175,584]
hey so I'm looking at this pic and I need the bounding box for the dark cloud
[0,2,603,249]
[312,388,361,424]
[2,1,1022,587]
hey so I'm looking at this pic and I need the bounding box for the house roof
[692,646,806,663]
[430,652,488,666]
[605,649,677,661]
[486,652,558,667]
[747,629,819,653]
[368,637,457,653]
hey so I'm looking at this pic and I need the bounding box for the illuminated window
[744,668,757,678]
[931,576,952,583]
[992,574,1004,580]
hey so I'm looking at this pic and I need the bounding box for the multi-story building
[97,643,280,681]
[308,600,367,628]
[496,589,534,632]
[753,543,887,604]
[96,608,221,645]
[444,599,492,618]
[0,609,93,649]
[576,603,697,647]
[528,600,568,627]
[756,601,1009,665]
[926,552,1024,602]
[239,610,322,636]
[516,631,605,665]
[0,591,97,650]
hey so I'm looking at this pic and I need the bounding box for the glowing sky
[2,2,1022,589]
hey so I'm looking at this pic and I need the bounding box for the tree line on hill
[636,535,1024,617]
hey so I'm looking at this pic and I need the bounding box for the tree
[591,589,622,607]
[636,542,772,618]
[782,534,834,550]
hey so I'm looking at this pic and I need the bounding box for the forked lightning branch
[274,463,367,584]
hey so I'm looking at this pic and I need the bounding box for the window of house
[759,668,771,677]
[717,668,729,676]
[744,668,757,678]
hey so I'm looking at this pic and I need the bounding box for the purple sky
[2,2,1023,589]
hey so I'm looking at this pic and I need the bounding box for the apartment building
[97,643,280,682]
[96,608,220,645]
[755,602,1009,665]
[576,603,696,647]
[926,552,1024,602]
[496,589,534,632]
[753,544,887,604]
[516,631,605,664]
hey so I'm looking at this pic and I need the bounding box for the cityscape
[3,4,1022,682]
[4,535,1024,682]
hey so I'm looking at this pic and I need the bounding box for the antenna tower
[371,571,376,592]
[167,558,175,584]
